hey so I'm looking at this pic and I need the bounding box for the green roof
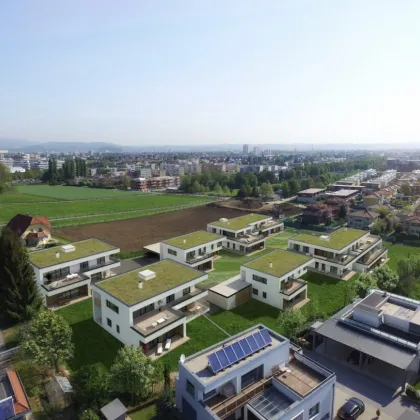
[29,239,117,268]
[163,231,224,249]
[291,228,367,250]
[244,249,312,278]
[209,214,270,231]
[97,260,205,305]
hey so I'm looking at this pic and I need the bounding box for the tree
[79,409,99,420]
[259,182,274,199]
[251,186,260,198]
[288,179,300,195]
[222,185,231,196]
[0,163,11,193]
[277,309,306,340]
[191,180,202,194]
[401,184,411,196]
[371,265,399,292]
[0,227,42,326]
[109,346,156,403]
[212,182,223,195]
[338,203,347,219]
[236,185,249,198]
[354,273,377,298]
[377,206,390,218]
[154,388,176,420]
[21,311,74,373]
[121,175,131,190]
[280,181,290,198]
[72,365,109,410]
[371,219,386,235]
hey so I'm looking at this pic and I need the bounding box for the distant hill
[0,140,123,153]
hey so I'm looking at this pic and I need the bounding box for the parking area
[112,255,157,276]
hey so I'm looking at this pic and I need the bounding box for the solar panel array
[208,328,273,374]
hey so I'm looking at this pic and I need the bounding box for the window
[252,274,267,284]
[133,303,155,319]
[107,318,112,327]
[183,287,191,296]
[203,389,217,401]
[106,300,119,314]
[168,248,177,256]
[294,244,300,251]
[217,241,222,247]
[211,244,214,250]
[80,261,89,270]
[309,403,319,419]
[116,325,120,334]
[303,246,309,253]
[97,257,105,265]
[252,288,258,296]
[262,292,267,299]
[166,294,175,304]
[91,272,102,282]
[186,379,195,397]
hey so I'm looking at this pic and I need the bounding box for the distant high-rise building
[253,146,261,155]
[243,144,249,154]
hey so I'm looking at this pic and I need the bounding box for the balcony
[280,278,307,297]
[42,272,90,291]
[80,256,120,273]
[357,247,387,266]
[171,289,208,309]
[232,234,265,245]
[259,220,284,232]
[132,307,185,337]
[186,253,212,264]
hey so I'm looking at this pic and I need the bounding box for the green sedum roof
[96,260,206,305]
[244,249,313,278]
[29,239,117,268]
[209,214,270,231]
[163,231,224,249]
[291,228,367,250]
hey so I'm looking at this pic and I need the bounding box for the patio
[133,307,185,337]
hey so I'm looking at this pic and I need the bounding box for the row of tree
[42,157,88,183]
[0,163,11,193]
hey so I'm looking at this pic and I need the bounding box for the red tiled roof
[7,369,30,415]
[404,215,420,225]
[349,210,380,219]
[26,231,49,238]
[6,214,51,237]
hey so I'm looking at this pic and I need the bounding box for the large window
[309,403,319,419]
[186,380,195,397]
[217,241,222,247]
[183,287,191,296]
[252,274,267,284]
[133,303,155,319]
[106,300,119,314]
[97,257,105,265]
[46,267,70,280]
[252,288,258,296]
[107,318,112,327]
[166,294,175,304]
[241,365,263,388]
[168,248,177,256]
[80,261,89,270]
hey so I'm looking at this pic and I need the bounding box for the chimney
[55,252,60,259]
[138,280,143,289]
[269,261,273,268]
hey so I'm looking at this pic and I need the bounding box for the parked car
[338,397,365,420]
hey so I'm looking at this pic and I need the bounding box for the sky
[1,1,420,146]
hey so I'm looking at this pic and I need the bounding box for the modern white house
[296,188,326,203]
[91,260,209,357]
[175,324,336,420]
[288,228,388,279]
[29,239,120,309]
[241,249,314,310]
[161,231,225,271]
[207,214,284,254]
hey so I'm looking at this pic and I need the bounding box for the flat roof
[298,188,326,194]
[209,214,270,231]
[96,260,206,306]
[290,228,367,250]
[243,249,313,278]
[163,231,224,249]
[29,239,117,268]
[210,278,250,298]
[326,189,358,197]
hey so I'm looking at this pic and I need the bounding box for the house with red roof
[6,214,52,247]
[0,369,31,419]
[402,214,420,235]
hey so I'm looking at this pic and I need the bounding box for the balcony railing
[42,272,89,291]
[186,253,212,264]
[357,247,387,266]
[80,256,119,273]
[232,234,265,245]
[280,278,307,296]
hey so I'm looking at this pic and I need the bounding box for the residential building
[241,249,314,310]
[325,189,359,201]
[301,203,331,225]
[207,214,284,254]
[288,228,388,279]
[175,324,335,420]
[91,260,208,356]
[161,231,225,271]
[361,170,397,190]
[243,144,249,155]
[296,188,326,203]
[130,176,180,191]
[347,210,380,229]
[363,194,381,208]
[29,239,120,309]
[0,156,13,168]
[12,158,31,169]
[29,159,49,171]
[6,214,52,247]
[0,369,31,419]
[140,168,152,179]
[402,214,420,235]
[312,289,420,389]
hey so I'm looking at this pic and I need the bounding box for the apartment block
[296,189,326,203]
[288,228,387,279]
[92,260,208,357]
[29,239,120,309]
[207,214,284,254]
[241,249,314,310]
[161,231,225,271]
[175,325,335,420]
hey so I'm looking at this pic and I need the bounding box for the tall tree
[0,228,42,326]
[21,310,74,372]
[338,203,347,219]
[371,265,399,292]
[0,163,11,193]
[354,273,377,298]
[259,182,274,199]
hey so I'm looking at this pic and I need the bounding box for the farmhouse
[241,249,313,310]
[29,239,120,309]
[6,213,52,247]
[288,228,388,279]
[175,325,335,420]
[161,231,225,271]
[91,260,208,357]
[207,214,283,254]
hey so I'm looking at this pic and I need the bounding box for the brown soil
[214,198,264,211]
[54,206,246,252]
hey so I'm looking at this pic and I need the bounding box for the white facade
[175,325,336,420]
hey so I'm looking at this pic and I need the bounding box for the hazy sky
[1,1,419,146]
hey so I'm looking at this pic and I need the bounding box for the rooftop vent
[219,218,228,223]
[320,235,330,242]
[55,252,60,259]
[138,269,156,281]
[138,280,143,289]
[269,261,273,268]
[61,244,76,253]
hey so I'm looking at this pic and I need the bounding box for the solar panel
[247,334,259,352]
[232,342,245,359]
[239,338,252,356]
[208,353,222,373]
[224,345,238,364]
[253,331,265,348]
[216,349,229,368]
[260,328,272,345]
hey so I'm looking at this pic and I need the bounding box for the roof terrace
[163,231,224,250]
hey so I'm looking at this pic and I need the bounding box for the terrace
[163,231,223,250]
[233,233,265,245]
[80,255,120,273]
[209,214,270,232]
[259,219,284,231]
[186,252,212,264]
[42,272,90,292]
[132,307,185,337]
[357,247,388,266]
[280,278,307,296]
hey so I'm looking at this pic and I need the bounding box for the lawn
[57,299,122,371]
[0,191,60,203]
[129,404,157,420]
[385,242,420,272]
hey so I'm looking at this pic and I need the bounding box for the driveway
[304,350,420,420]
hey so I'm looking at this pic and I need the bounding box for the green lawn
[57,299,122,371]
[129,404,157,420]
[385,242,420,271]
[0,191,60,203]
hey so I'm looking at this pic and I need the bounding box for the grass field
[0,191,61,203]
[130,404,157,420]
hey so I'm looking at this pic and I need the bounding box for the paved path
[203,314,231,337]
